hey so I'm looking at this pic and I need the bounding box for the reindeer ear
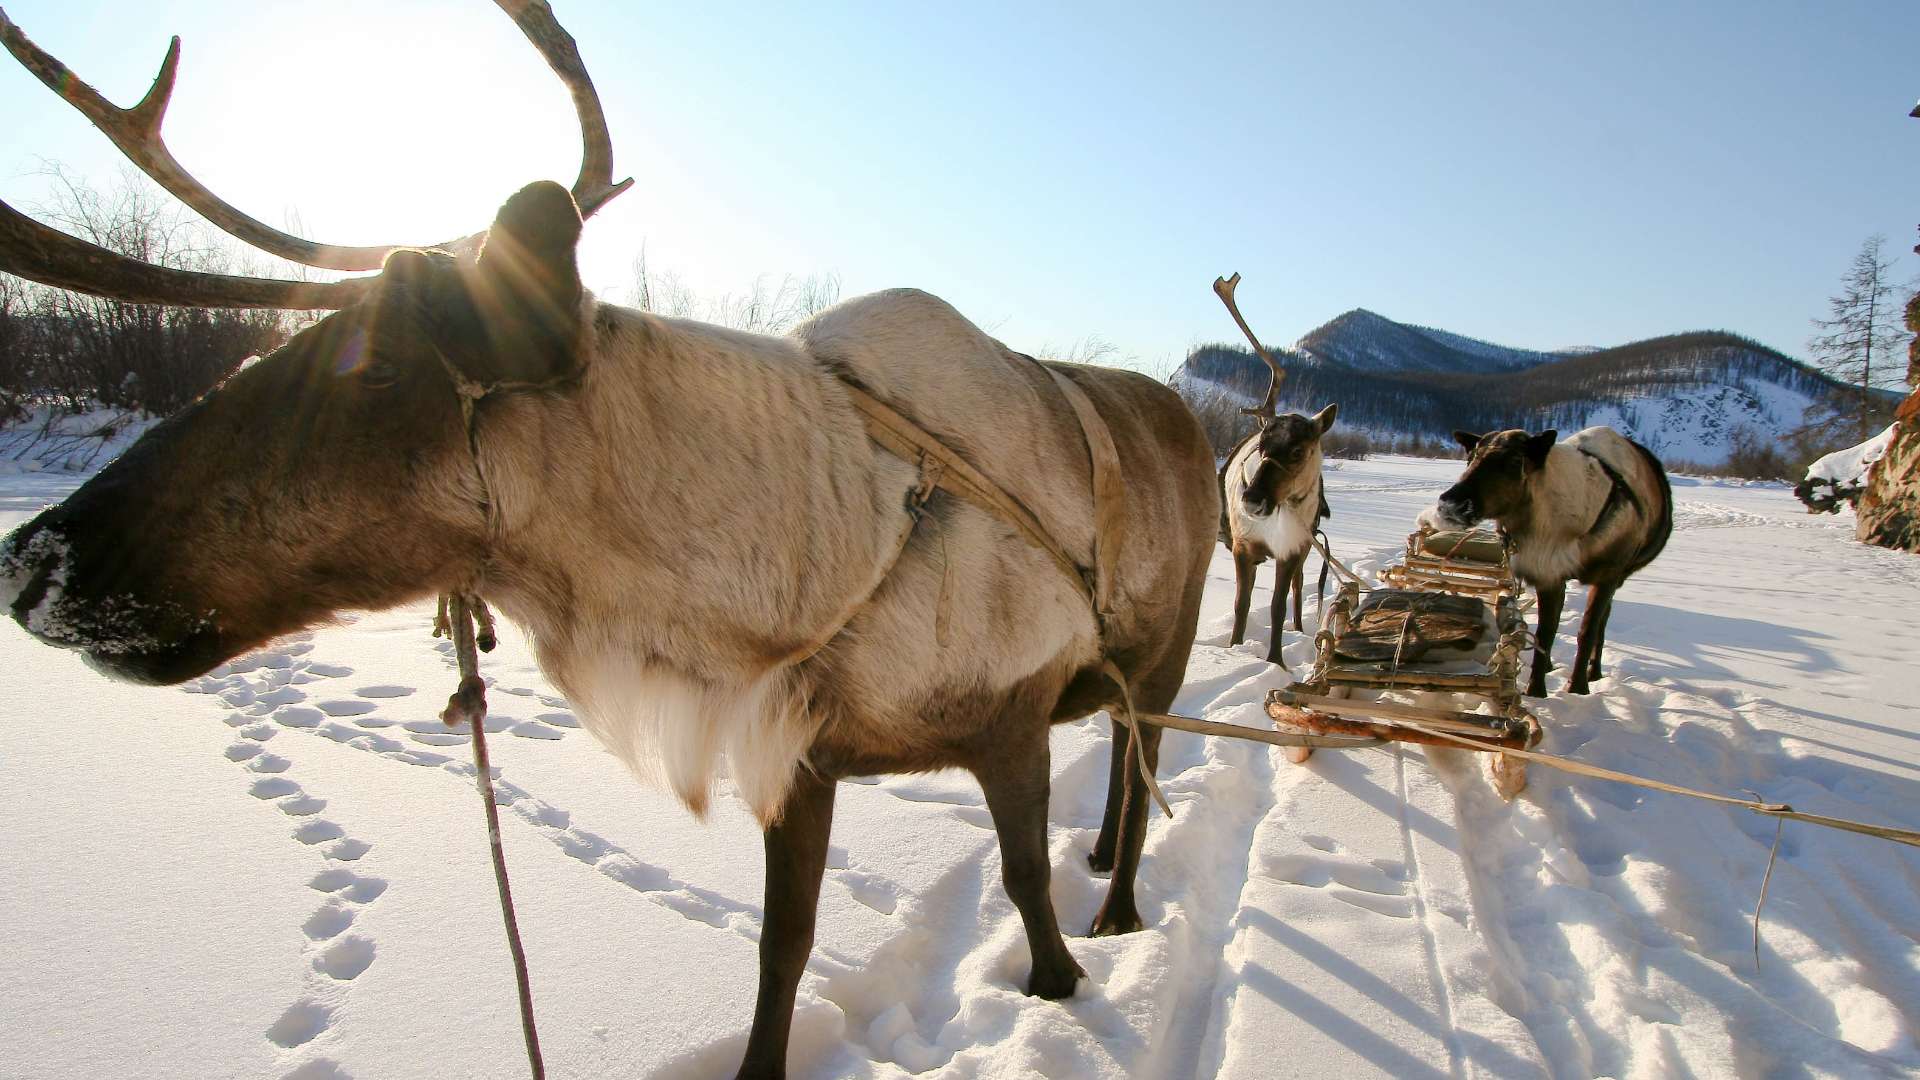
[1454,430,1482,452]
[381,248,452,286]
[1526,430,1558,464]
[464,181,586,383]
[1314,403,1338,434]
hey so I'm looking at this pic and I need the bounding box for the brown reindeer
[1222,405,1335,663]
[1427,427,1672,697]
[0,7,1217,1077]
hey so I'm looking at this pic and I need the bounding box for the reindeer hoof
[1089,905,1144,937]
[1284,746,1313,765]
[1026,958,1086,1000]
[1086,850,1114,875]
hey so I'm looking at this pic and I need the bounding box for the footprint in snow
[267,1000,335,1048]
[353,685,412,699]
[201,644,394,1071]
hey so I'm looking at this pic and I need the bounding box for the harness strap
[773,451,943,668]
[839,382,1095,605]
[1576,446,1642,536]
[836,368,1173,819]
[1046,368,1126,626]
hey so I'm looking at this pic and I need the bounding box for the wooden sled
[1265,526,1544,798]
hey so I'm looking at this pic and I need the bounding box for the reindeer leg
[1528,581,1565,698]
[1291,552,1307,632]
[1089,716,1164,938]
[1586,585,1615,683]
[1266,555,1292,665]
[1230,545,1256,647]
[1088,717,1127,873]
[735,772,836,1080]
[975,740,1085,998]
[1572,583,1616,695]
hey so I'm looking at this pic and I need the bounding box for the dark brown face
[0,182,587,684]
[1241,404,1336,516]
[1434,428,1557,529]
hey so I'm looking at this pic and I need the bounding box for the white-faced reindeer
[1425,427,1672,697]
[1210,274,1335,664]
[0,5,1218,1077]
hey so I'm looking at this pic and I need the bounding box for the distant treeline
[1175,331,1885,439]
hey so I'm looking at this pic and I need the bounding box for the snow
[1796,426,1897,515]
[3,455,1918,1078]
[1808,426,1896,484]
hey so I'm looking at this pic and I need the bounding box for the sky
[3,0,1918,374]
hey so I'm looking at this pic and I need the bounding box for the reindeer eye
[358,359,402,389]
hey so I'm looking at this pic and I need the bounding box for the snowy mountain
[1293,309,1584,374]
[1177,311,1888,466]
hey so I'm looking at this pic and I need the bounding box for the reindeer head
[1239,405,1336,516]
[0,3,626,684]
[1432,428,1558,529]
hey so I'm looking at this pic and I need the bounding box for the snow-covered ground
[3,455,1917,1079]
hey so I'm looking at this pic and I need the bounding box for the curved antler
[0,0,631,300]
[0,200,374,309]
[496,0,634,219]
[1212,272,1286,419]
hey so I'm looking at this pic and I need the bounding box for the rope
[1312,532,1370,591]
[439,594,545,1080]
[1391,716,1920,848]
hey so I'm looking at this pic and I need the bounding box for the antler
[0,201,372,310]
[1212,272,1286,418]
[0,0,631,307]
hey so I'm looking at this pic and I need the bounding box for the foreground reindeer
[1426,427,1672,696]
[1222,404,1336,663]
[0,5,1217,1076]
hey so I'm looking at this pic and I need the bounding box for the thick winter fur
[1221,405,1336,663]
[0,183,1219,1079]
[1429,426,1672,696]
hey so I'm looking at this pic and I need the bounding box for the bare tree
[629,249,841,334]
[7,166,289,416]
[1809,235,1913,440]
[0,273,27,422]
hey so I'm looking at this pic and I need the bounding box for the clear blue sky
[4,1,1917,372]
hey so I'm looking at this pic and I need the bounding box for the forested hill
[1294,308,1584,374]
[1173,316,1881,465]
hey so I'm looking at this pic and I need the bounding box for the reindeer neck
[478,305,903,685]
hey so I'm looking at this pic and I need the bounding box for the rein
[428,351,571,1080]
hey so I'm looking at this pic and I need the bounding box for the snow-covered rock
[1794,424,1896,514]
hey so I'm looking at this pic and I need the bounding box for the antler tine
[1212,272,1286,418]
[0,0,632,277]
[495,0,635,218]
[0,198,375,310]
[0,6,441,272]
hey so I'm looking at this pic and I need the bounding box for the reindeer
[1207,274,1336,665]
[1221,405,1336,663]
[0,6,1218,1077]
[1425,427,1672,697]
